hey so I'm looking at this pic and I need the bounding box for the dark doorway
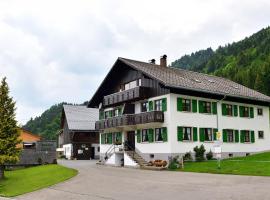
[73,143,91,160]
[90,147,95,159]
[126,131,135,150]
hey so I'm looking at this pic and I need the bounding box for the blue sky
[0,0,270,124]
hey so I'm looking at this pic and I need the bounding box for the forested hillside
[171,27,270,96]
[23,102,89,139]
[23,103,67,140]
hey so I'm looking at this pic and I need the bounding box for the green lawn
[0,164,78,197]
[178,152,270,176]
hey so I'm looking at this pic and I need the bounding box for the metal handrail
[104,144,115,160]
[124,141,135,159]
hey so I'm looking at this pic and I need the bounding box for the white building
[88,55,270,167]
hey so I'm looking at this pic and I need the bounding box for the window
[137,79,142,86]
[112,109,118,117]
[105,111,111,119]
[105,134,109,144]
[155,128,163,141]
[97,147,100,152]
[257,108,263,116]
[258,131,264,139]
[142,129,149,142]
[141,102,148,112]
[183,127,192,141]
[200,101,211,113]
[154,99,162,111]
[204,128,213,141]
[112,133,117,143]
[227,129,234,142]
[226,104,233,116]
[243,107,249,117]
[124,79,141,91]
[244,131,251,142]
[182,99,191,112]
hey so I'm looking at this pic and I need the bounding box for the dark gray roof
[63,105,98,131]
[119,57,270,103]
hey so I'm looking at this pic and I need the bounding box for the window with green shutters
[223,129,236,143]
[107,133,113,144]
[137,130,141,143]
[148,129,154,143]
[240,106,251,118]
[250,107,254,118]
[99,111,104,120]
[240,130,254,143]
[199,128,215,141]
[177,126,197,142]
[198,101,212,114]
[177,98,197,112]
[222,129,227,142]
[251,131,255,143]
[199,128,205,142]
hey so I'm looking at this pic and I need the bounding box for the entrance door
[90,147,95,159]
[127,131,135,150]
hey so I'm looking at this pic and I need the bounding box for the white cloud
[0,0,269,124]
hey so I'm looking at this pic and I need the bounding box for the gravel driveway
[15,159,270,200]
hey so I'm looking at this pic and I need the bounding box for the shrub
[206,150,213,160]
[37,157,43,165]
[193,145,206,162]
[183,152,192,161]
[168,155,180,170]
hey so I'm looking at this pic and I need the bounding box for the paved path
[16,160,270,200]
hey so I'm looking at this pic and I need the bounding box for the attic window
[208,79,215,83]
[232,85,239,89]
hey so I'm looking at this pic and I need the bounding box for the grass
[177,152,270,176]
[0,164,78,197]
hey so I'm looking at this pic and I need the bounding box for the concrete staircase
[125,151,148,167]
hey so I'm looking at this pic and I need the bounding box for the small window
[97,147,100,152]
[204,128,213,141]
[141,102,148,112]
[202,101,211,113]
[154,99,162,111]
[257,108,263,116]
[182,99,191,112]
[150,154,154,159]
[227,129,234,142]
[258,131,264,139]
[137,79,142,86]
[142,129,149,142]
[226,104,233,116]
[244,130,251,142]
[229,153,233,157]
[183,127,192,141]
[243,107,249,117]
[155,128,163,142]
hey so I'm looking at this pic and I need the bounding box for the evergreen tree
[0,77,21,179]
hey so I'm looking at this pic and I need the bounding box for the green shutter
[101,134,105,144]
[234,130,239,143]
[192,99,197,113]
[137,130,141,143]
[193,127,198,141]
[233,105,238,117]
[148,129,154,143]
[116,132,122,142]
[239,106,244,117]
[199,128,205,142]
[109,110,113,118]
[212,102,217,114]
[251,131,255,143]
[177,97,183,111]
[99,111,104,120]
[162,98,167,111]
[148,101,153,111]
[240,130,245,143]
[222,129,228,142]
[199,101,204,113]
[108,133,112,144]
[213,129,218,140]
[250,107,254,118]
[177,126,183,141]
[162,127,168,142]
[222,104,227,116]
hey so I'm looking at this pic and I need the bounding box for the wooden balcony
[95,111,164,130]
[103,86,150,107]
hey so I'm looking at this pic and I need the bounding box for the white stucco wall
[124,152,139,167]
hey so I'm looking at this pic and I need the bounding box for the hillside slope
[171,27,270,96]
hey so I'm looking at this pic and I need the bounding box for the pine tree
[0,77,21,179]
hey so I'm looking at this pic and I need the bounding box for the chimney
[149,59,156,64]
[160,55,167,67]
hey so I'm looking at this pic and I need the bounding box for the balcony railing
[103,86,150,107]
[95,111,164,130]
